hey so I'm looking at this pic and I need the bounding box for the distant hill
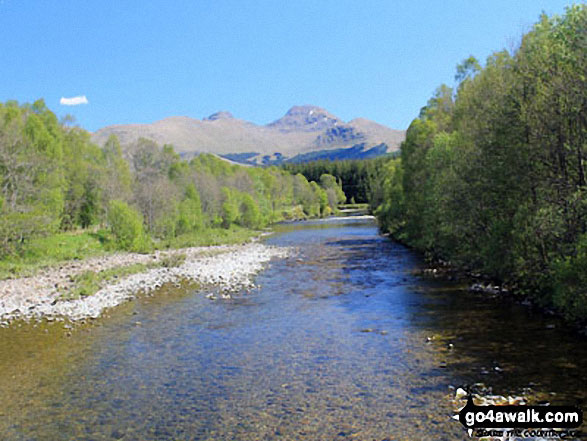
[91,105,405,165]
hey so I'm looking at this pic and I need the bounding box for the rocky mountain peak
[204,111,234,121]
[267,105,341,133]
[91,105,405,166]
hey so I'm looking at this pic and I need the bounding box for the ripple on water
[0,219,585,440]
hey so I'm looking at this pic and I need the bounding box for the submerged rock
[0,243,291,323]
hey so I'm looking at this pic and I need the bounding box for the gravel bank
[0,243,290,323]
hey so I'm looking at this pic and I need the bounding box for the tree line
[282,155,395,204]
[0,100,345,256]
[376,5,586,320]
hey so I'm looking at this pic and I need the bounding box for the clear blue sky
[0,0,575,131]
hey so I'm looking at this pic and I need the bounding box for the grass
[157,225,259,249]
[0,231,108,280]
[0,226,260,281]
[339,203,369,210]
[60,253,188,300]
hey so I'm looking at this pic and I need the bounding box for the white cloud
[60,95,88,106]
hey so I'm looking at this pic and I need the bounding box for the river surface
[0,217,585,440]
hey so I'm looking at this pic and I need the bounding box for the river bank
[0,216,585,440]
[0,240,291,324]
[417,256,587,336]
[378,228,587,336]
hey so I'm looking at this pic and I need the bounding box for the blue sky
[0,0,575,132]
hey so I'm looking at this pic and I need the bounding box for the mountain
[267,105,341,133]
[91,105,405,165]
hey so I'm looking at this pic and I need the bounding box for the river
[0,217,585,440]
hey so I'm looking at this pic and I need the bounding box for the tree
[107,200,150,252]
[176,183,204,234]
[319,173,346,206]
[101,135,132,210]
[375,5,587,320]
[455,55,481,83]
[239,193,262,229]
[221,187,239,228]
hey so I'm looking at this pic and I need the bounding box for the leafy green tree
[176,184,204,234]
[375,5,587,320]
[455,55,481,83]
[319,173,346,206]
[0,98,349,262]
[239,193,263,228]
[107,200,150,252]
[101,135,132,210]
[310,182,328,217]
[221,187,239,228]
[374,159,405,237]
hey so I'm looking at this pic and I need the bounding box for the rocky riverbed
[0,242,291,323]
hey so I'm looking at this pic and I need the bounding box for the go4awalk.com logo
[454,395,583,439]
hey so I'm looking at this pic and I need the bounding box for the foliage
[319,173,346,205]
[176,185,204,235]
[0,96,341,266]
[221,187,239,228]
[239,193,263,229]
[159,225,258,249]
[107,200,150,252]
[374,5,587,320]
[283,156,391,204]
[0,231,106,280]
[61,254,187,300]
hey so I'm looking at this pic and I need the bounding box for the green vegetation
[0,226,260,281]
[283,157,392,204]
[375,6,587,321]
[0,101,346,279]
[159,225,259,249]
[339,203,369,211]
[107,200,151,252]
[61,263,153,300]
[0,231,106,279]
[61,253,188,300]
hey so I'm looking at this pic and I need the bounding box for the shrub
[239,194,262,229]
[221,187,239,228]
[552,233,587,320]
[107,200,150,252]
[176,195,203,235]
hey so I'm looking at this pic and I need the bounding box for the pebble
[0,243,291,324]
[455,388,468,400]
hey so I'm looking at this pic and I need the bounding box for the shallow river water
[0,217,585,440]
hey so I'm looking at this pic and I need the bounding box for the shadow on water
[315,222,587,404]
[0,217,585,440]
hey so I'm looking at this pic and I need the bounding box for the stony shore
[0,242,291,324]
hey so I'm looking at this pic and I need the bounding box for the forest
[1,5,584,323]
[0,100,345,274]
[282,156,394,204]
[375,5,586,321]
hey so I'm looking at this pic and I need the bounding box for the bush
[239,194,262,229]
[552,233,587,320]
[0,210,54,258]
[221,187,239,228]
[176,196,203,235]
[107,200,151,252]
[319,173,346,205]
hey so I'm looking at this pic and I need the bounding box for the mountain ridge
[91,106,405,165]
